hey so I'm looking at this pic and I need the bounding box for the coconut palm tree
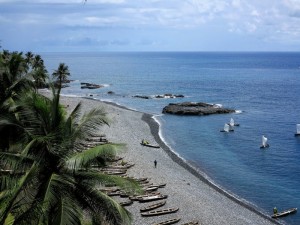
[31,65,48,89]
[24,51,34,66]
[0,85,140,225]
[0,51,33,104]
[0,51,35,151]
[52,63,70,87]
[24,52,49,89]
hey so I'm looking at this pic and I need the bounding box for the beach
[55,93,279,225]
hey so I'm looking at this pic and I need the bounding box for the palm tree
[0,51,37,104]
[0,86,140,225]
[0,51,34,151]
[24,52,49,89]
[24,51,34,66]
[32,54,44,70]
[52,63,70,87]
[31,64,48,89]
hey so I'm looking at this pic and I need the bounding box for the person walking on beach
[154,160,157,168]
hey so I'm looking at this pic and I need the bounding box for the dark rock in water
[80,82,104,89]
[162,102,235,115]
[133,95,151,99]
[107,91,115,94]
[155,94,184,98]
[133,94,184,99]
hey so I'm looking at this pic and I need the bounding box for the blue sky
[1,0,300,52]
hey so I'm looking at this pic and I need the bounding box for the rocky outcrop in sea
[162,102,235,115]
[133,94,184,99]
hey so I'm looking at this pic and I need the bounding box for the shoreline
[47,91,281,225]
[141,113,280,225]
[99,96,278,223]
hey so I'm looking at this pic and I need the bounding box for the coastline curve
[141,112,281,225]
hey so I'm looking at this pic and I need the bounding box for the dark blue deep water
[42,52,300,224]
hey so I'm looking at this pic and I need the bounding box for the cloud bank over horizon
[1,0,300,52]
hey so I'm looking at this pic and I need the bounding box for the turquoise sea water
[42,52,300,224]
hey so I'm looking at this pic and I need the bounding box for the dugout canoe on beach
[152,217,181,225]
[141,139,160,148]
[140,200,167,212]
[180,221,199,225]
[119,200,133,206]
[138,194,168,202]
[141,207,179,217]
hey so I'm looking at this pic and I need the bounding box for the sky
[1,0,300,52]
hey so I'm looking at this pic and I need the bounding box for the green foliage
[0,51,138,225]
[52,63,70,88]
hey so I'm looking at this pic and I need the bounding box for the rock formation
[162,102,235,115]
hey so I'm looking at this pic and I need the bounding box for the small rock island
[162,102,235,115]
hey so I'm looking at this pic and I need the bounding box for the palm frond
[72,107,110,143]
[34,173,81,225]
[74,182,132,225]
[3,213,14,225]
[50,196,82,225]
[0,163,39,225]
[73,171,142,195]
[65,143,123,170]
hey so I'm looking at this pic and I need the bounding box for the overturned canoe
[153,218,181,225]
[140,200,166,212]
[141,207,179,217]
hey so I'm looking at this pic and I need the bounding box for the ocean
[41,52,300,225]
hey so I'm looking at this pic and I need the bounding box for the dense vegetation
[0,50,140,225]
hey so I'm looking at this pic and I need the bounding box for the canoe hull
[272,208,297,218]
[152,218,181,225]
[141,207,179,217]
[140,200,166,212]
[141,143,160,148]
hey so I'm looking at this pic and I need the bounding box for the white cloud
[2,0,300,51]
[0,0,124,3]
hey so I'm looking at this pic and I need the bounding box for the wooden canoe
[157,183,166,188]
[103,170,126,175]
[272,208,297,218]
[141,142,160,148]
[107,191,121,196]
[129,192,161,201]
[138,194,168,202]
[153,218,181,225]
[144,186,159,192]
[99,187,120,192]
[119,192,130,198]
[141,207,179,217]
[119,200,133,206]
[180,221,199,225]
[140,200,166,212]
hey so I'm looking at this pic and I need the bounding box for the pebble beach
[54,92,279,225]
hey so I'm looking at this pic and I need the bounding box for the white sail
[262,135,268,147]
[224,123,230,132]
[297,124,300,134]
[230,118,235,127]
